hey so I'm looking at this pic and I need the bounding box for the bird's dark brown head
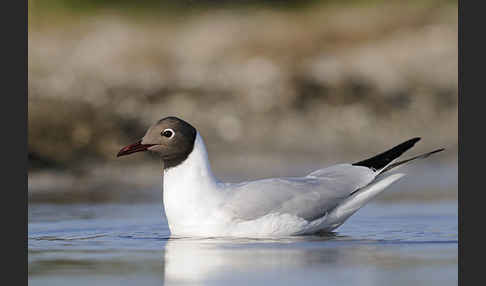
[117,116,197,169]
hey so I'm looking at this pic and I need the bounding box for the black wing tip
[410,137,421,143]
[353,137,423,171]
[405,137,421,146]
[395,137,421,151]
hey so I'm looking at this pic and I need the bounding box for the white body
[163,133,404,237]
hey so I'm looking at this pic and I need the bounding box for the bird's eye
[161,129,174,138]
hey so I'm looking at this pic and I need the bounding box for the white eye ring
[161,128,175,139]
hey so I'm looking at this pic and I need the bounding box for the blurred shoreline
[28,1,457,203]
[28,157,457,204]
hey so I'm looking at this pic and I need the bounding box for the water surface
[28,201,457,285]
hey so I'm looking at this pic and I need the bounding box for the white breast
[163,133,227,235]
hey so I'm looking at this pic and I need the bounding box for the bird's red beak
[117,140,156,157]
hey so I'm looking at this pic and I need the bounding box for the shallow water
[28,201,457,285]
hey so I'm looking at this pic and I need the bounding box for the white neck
[162,132,223,234]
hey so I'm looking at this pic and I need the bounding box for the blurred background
[28,0,457,204]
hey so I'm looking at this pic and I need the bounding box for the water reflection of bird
[163,237,345,284]
[118,116,444,237]
[162,236,440,285]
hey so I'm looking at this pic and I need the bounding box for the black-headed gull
[117,116,444,237]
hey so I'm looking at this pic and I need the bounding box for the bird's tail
[323,140,444,231]
[376,148,445,177]
[324,173,405,230]
[353,137,445,176]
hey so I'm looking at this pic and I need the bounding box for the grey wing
[221,164,375,221]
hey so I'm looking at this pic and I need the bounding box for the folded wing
[221,137,443,227]
[221,164,375,222]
